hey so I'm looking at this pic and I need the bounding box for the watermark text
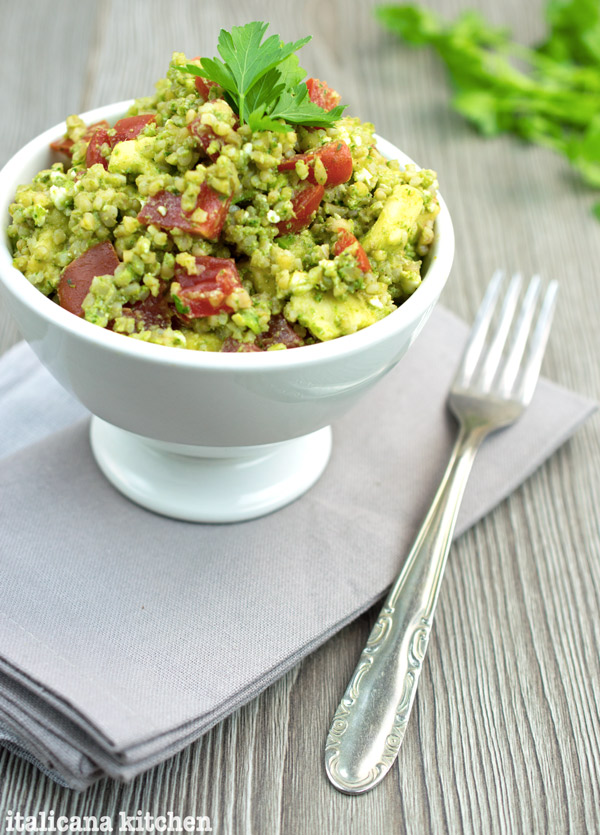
[5,809,213,833]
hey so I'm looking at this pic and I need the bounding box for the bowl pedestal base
[89,416,332,523]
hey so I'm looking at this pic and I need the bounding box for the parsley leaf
[268,83,345,127]
[181,21,345,131]
[376,1,600,219]
[245,67,285,115]
[172,294,191,316]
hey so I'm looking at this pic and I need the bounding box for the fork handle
[324,423,488,794]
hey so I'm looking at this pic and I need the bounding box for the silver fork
[324,270,559,795]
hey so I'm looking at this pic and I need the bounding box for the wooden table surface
[1,1,599,832]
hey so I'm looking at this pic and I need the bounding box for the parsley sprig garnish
[181,21,345,132]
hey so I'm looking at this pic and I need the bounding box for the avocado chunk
[108,137,159,177]
[361,184,424,254]
[285,290,386,341]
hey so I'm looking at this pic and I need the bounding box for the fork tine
[453,269,504,388]
[516,280,559,404]
[475,272,522,391]
[495,274,542,395]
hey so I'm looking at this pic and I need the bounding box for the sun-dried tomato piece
[278,141,352,186]
[85,126,113,169]
[137,184,231,239]
[112,114,156,143]
[50,120,110,158]
[332,230,371,273]
[190,59,220,101]
[84,115,155,168]
[188,119,224,162]
[276,183,325,235]
[121,291,173,330]
[306,78,341,112]
[260,314,304,349]
[58,241,120,317]
[172,257,243,318]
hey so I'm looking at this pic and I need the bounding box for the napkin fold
[0,306,595,789]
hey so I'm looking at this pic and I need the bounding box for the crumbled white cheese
[334,127,351,144]
[49,185,69,211]
[354,168,373,183]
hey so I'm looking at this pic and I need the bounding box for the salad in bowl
[7,22,440,354]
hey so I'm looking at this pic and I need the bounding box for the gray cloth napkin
[0,306,596,790]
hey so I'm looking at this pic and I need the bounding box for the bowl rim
[0,99,454,370]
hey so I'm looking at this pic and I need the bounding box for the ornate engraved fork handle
[325,423,488,794]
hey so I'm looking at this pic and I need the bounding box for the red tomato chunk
[85,115,155,169]
[173,257,243,318]
[332,231,371,273]
[85,126,113,169]
[191,60,219,101]
[306,78,341,112]
[58,241,120,317]
[195,76,213,99]
[277,183,325,235]
[188,119,223,162]
[137,184,231,239]
[50,120,110,158]
[278,141,352,187]
[112,114,156,143]
[50,135,76,156]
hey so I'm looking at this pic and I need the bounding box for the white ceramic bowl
[0,101,454,521]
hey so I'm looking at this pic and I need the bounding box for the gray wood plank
[0,0,598,833]
[0,0,101,352]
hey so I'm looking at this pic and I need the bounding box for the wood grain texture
[0,0,598,833]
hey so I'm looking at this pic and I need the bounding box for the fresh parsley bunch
[181,21,345,132]
[376,0,600,219]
